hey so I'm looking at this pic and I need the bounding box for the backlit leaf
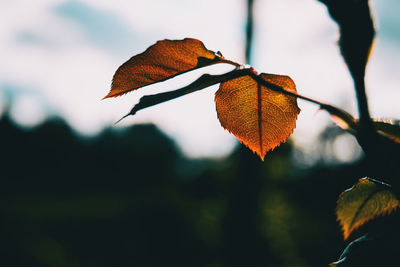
[336,177,399,240]
[103,38,236,99]
[215,73,300,160]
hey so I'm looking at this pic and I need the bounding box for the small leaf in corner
[215,73,300,160]
[103,38,238,99]
[336,177,399,240]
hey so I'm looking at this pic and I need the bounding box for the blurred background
[1,0,399,266]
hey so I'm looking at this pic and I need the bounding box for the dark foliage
[1,113,397,266]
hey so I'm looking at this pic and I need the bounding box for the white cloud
[0,0,245,158]
[1,0,400,158]
[9,94,47,128]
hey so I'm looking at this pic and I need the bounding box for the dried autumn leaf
[103,38,236,99]
[336,177,400,240]
[215,73,300,160]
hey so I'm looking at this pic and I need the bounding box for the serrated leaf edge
[337,178,400,240]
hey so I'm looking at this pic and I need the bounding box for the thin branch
[116,68,253,123]
[318,0,377,152]
[245,0,255,64]
[117,68,357,130]
[247,72,357,129]
[354,77,375,132]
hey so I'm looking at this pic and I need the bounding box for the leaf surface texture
[215,74,300,160]
[336,177,399,240]
[104,38,228,98]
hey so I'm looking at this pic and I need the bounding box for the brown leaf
[215,73,300,160]
[103,38,236,99]
[336,177,399,240]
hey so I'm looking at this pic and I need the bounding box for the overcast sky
[1,0,399,158]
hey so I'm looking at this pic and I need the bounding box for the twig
[117,68,356,130]
[116,68,253,123]
[245,0,255,64]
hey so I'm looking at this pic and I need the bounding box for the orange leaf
[336,177,400,240]
[103,38,235,99]
[215,73,300,160]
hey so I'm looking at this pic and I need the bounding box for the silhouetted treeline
[0,114,399,267]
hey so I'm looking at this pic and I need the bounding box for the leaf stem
[246,72,358,129]
[354,77,371,125]
[117,68,356,130]
[353,76,380,153]
[117,68,252,122]
[245,0,255,64]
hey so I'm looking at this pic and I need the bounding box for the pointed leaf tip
[103,38,237,99]
[215,73,300,160]
[336,177,399,240]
